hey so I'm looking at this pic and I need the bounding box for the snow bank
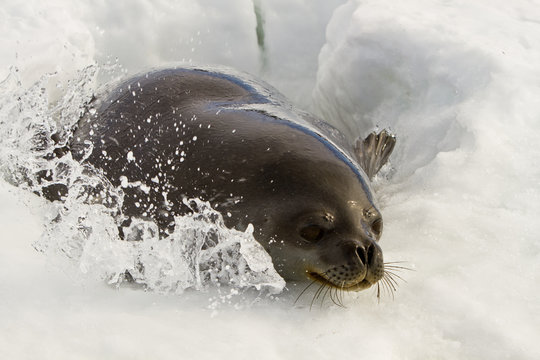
[313,0,540,358]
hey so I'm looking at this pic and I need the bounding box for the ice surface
[1,0,540,359]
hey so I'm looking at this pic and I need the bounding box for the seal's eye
[300,225,325,242]
[371,218,383,238]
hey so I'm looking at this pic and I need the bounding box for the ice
[1,0,540,359]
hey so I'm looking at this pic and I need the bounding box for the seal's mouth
[307,271,373,292]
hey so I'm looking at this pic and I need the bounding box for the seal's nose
[356,241,376,266]
[312,237,383,289]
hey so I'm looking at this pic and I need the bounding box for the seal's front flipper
[354,130,396,180]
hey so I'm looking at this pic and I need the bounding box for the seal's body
[69,68,395,290]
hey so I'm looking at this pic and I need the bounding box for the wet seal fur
[53,67,396,291]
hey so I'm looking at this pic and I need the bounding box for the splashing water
[0,65,285,297]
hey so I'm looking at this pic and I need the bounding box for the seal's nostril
[356,242,376,266]
[356,246,367,265]
[367,243,375,264]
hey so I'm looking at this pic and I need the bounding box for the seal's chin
[307,271,373,292]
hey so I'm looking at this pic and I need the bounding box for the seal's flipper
[354,130,396,180]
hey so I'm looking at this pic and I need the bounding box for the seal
[65,67,396,291]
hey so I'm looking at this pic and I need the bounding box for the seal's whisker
[320,285,332,308]
[310,283,326,310]
[328,287,337,306]
[384,265,413,272]
[339,282,346,307]
[334,286,346,308]
[383,273,398,291]
[385,270,407,283]
[377,280,387,301]
[383,261,414,272]
[375,279,385,300]
[380,275,396,300]
[387,281,396,301]
[294,278,318,305]
[381,277,395,300]
[385,269,408,287]
[316,283,328,309]
[380,276,391,294]
[314,282,326,300]
[329,287,342,307]
[375,262,410,302]
[309,286,321,311]
[384,273,399,289]
[384,263,413,270]
[336,282,343,306]
[328,287,336,305]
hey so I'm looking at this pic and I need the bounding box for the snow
[1,0,540,359]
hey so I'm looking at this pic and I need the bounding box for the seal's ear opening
[354,130,396,180]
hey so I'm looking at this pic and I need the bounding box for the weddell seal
[49,67,396,292]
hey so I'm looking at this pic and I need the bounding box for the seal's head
[294,203,384,291]
[250,156,384,291]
